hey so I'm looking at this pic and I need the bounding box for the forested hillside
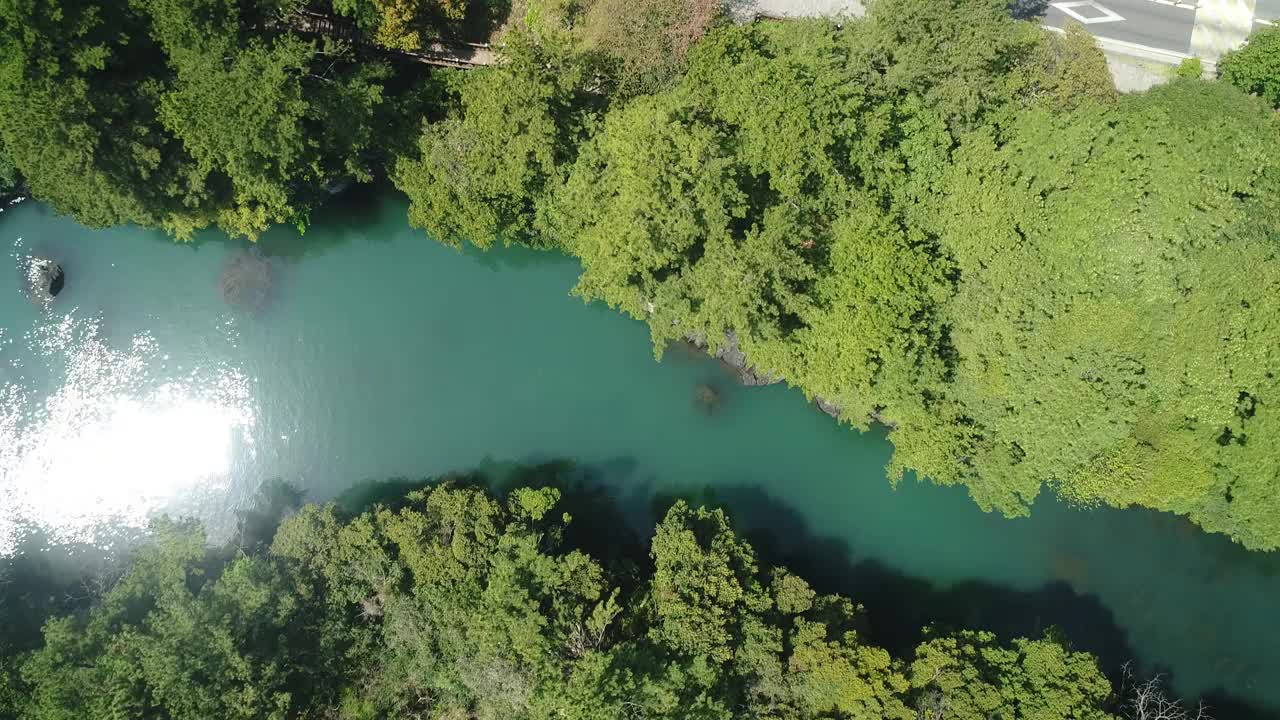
[1,480,1139,720]
[3,0,1280,549]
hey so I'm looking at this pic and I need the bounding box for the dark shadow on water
[256,182,400,261]
[235,478,305,550]
[0,524,145,655]
[642,481,1280,720]
[672,483,1131,659]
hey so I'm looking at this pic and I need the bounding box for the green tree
[550,21,956,432]
[18,521,341,720]
[857,0,1049,130]
[908,631,1116,720]
[393,35,601,249]
[143,0,395,238]
[274,483,613,718]
[1218,25,1280,107]
[0,138,18,197]
[648,502,760,662]
[0,0,196,229]
[1034,21,1118,110]
[332,0,465,49]
[0,0,413,239]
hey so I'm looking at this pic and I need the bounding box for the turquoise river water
[1,194,1277,714]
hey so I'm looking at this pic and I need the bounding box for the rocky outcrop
[684,330,784,387]
[675,333,865,422]
[813,395,842,419]
[682,330,853,422]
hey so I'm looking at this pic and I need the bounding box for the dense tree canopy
[928,79,1280,545]
[3,481,1123,720]
[0,0,428,238]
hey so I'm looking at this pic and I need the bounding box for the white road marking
[1052,1,1127,23]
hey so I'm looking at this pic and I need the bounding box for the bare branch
[1120,663,1213,720]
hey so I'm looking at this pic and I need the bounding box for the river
[1,193,1277,715]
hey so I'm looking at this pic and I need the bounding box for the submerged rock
[694,383,722,414]
[220,248,273,312]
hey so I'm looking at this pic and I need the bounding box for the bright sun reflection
[0,295,255,553]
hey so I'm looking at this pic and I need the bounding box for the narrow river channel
[2,194,1277,714]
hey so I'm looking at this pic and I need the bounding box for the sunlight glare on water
[0,271,255,552]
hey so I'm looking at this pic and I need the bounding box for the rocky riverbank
[684,330,845,421]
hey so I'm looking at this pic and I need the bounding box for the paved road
[1042,0,1198,53]
[745,0,1268,62]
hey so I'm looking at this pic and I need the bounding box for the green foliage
[393,35,601,249]
[1219,25,1280,108]
[0,138,18,196]
[0,0,186,229]
[649,502,759,661]
[8,482,1121,719]
[335,0,427,49]
[1176,56,1203,80]
[1036,22,1118,110]
[908,630,1115,720]
[17,521,342,720]
[0,0,421,239]
[858,0,1048,130]
[144,0,397,238]
[547,20,956,433]
[930,80,1280,546]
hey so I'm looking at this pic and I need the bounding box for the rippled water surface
[1,196,1278,713]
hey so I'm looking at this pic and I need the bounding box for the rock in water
[24,257,64,304]
[220,248,272,312]
[47,264,64,296]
